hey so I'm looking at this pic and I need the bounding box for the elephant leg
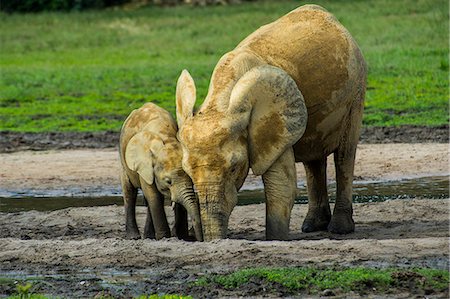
[121,171,141,239]
[262,148,296,241]
[173,203,191,240]
[140,180,171,240]
[328,148,355,234]
[328,97,363,234]
[143,199,156,239]
[301,157,331,233]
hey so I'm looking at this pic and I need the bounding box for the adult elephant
[175,5,367,241]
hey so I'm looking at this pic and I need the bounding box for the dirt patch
[0,199,449,298]
[360,125,449,143]
[0,125,448,153]
[0,131,120,153]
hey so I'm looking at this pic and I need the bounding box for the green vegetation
[0,0,448,132]
[2,268,448,298]
[195,267,450,294]
[5,282,55,299]
[1,279,192,299]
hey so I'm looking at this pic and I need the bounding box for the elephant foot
[179,226,197,242]
[328,211,355,234]
[143,230,156,239]
[171,223,190,241]
[301,206,331,233]
[171,226,195,241]
[266,217,290,240]
[154,231,171,240]
[144,223,155,239]
[266,231,289,241]
[179,230,196,242]
[125,230,141,240]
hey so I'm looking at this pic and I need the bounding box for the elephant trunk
[177,186,203,242]
[197,184,228,241]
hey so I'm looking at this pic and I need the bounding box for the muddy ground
[0,199,449,298]
[0,137,449,298]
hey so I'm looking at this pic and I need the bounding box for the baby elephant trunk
[177,187,203,242]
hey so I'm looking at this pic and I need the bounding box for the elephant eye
[164,178,172,185]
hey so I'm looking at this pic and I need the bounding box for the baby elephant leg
[143,199,156,239]
[121,171,141,239]
[173,203,193,241]
[141,180,171,240]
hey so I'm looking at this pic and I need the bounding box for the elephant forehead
[188,152,227,168]
[181,119,230,148]
[162,149,182,168]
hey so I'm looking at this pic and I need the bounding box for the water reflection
[0,176,448,212]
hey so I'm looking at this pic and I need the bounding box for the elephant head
[175,62,307,241]
[123,106,203,241]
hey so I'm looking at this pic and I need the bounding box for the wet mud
[0,199,449,298]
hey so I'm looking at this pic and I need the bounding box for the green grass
[0,0,448,132]
[1,280,192,299]
[195,267,450,294]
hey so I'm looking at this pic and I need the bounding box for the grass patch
[195,267,449,295]
[1,279,191,299]
[0,0,448,132]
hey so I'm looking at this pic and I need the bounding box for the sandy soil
[0,143,449,298]
[0,143,448,195]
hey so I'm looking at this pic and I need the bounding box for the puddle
[0,176,448,213]
[239,175,449,205]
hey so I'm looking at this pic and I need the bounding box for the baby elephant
[119,103,202,241]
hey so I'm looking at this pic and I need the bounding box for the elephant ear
[125,132,163,185]
[176,69,197,127]
[228,65,307,176]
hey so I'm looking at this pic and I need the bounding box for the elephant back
[236,4,367,161]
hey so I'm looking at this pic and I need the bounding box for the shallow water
[0,176,448,213]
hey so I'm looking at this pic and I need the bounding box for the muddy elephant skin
[119,103,203,241]
[175,5,367,241]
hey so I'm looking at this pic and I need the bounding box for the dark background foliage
[0,0,251,12]
[0,0,131,12]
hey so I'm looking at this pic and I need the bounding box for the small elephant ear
[176,69,196,127]
[228,65,307,175]
[125,132,159,186]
